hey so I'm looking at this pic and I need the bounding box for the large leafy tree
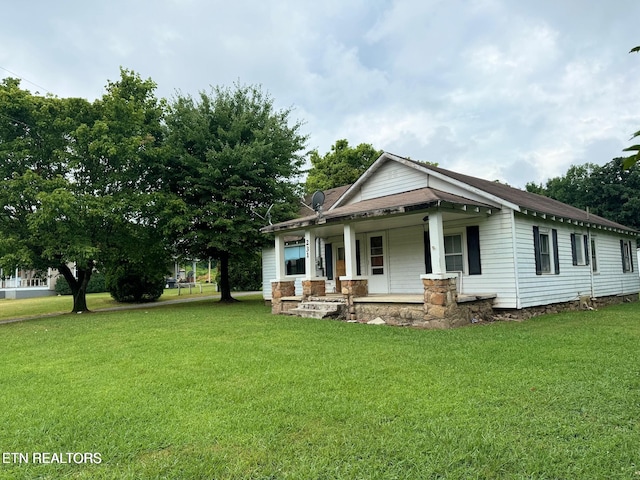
[623,46,640,169]
[526,158,640,232]
[0,70,171,312]
[164,83,307,302]
[305,139,382,193]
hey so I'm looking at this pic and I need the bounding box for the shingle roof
[404,158,636,233]
[262,186,494,233]
[263,153,638,235]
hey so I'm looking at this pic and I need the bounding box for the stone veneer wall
[271,280,296,315]
[301,279,326,300]
[341,279,368,322]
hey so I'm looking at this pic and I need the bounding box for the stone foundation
[354,301,424,327]
[271,280,296,315]
[493,293,639,321]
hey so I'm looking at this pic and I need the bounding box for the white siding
[592,235,640,297]
[346,162,427,205]
[455,209,518,308]
[262,247,276,300]
[383,210,519,306]
[514,214,640,308]
[261,247,305,298]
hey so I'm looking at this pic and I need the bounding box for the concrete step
[291,300,345,319]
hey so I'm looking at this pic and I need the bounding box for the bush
[54,272,107,295]
[105,265,165,303]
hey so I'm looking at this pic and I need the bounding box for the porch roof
[262,186,496,233]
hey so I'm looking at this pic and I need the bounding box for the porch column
[302,229,326,299]
[343,223,358,279]
[274,234,286,280]
[304,230,316,280]
[341,223,367,321]
[428,210,447,276]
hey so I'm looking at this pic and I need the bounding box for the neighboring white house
[0,268,58,299]
[261,153,639,325]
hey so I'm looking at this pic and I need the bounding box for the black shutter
[552,229,560,274]
[424,231,433,274]
[355,240,361,276]
[533,226,542,275]
[629,241,635,272]
[621,239,626,272]
[466,226,482,275]
[584,235,590,266]
[570,233,577,265]
[325,243,333,280]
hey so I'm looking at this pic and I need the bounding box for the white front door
[367,232,389,294]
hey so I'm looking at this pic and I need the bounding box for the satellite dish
[311,190,325,212]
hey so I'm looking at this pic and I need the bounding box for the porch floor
[281,292,496,304]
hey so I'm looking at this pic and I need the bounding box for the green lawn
[0,299,639,479]
[0,284,223,322]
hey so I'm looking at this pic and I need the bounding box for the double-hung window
[570,233,589,266]
[533,226,559,275]
[621,240,635,273]
[444,234,464,272]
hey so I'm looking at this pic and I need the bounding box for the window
[539,232,551,273]
[444,234,464,272]
[621,240,635,273]
[424,226,482,275]
[285,243,305,275]
[370,236,384,275]
[570,233,589,266]
[590,238,598,273]
[533,226,559,275]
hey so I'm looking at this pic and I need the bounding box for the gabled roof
[299,184,351,216]
[263,152,638,235]
[402,157,636,234]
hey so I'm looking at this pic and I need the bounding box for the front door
[367,233,389,294]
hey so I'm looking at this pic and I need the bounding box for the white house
[261,153,639,327]
[0,267,57,299]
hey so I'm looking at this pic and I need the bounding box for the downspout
[587,207,595,299]
[510,210,521,309]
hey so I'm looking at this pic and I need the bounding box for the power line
[0,66,53,95]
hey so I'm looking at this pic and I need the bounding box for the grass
[0,284,223,322]
[0,299,639,478]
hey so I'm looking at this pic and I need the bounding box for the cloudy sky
[2,0,639,188]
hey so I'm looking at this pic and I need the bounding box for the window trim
[621,239,635,273]
[533,226,559,275]
[570,233,590,267]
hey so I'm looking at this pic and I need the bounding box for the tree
[525,163,599,210]
[526,158,640,232]
[0,70,171,312]
[623,46,640,169]
[164,83,307,302]
[305,139,382,193]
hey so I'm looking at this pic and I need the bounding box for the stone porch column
[271,280,296,314]
[302,279,327,300]
[421,274,460,329]
[342,279,368,322]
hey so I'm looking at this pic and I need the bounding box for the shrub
[105,264,165,303]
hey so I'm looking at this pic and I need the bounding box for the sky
[2,0,639,188]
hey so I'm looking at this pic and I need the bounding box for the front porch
[271,277,496,329]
